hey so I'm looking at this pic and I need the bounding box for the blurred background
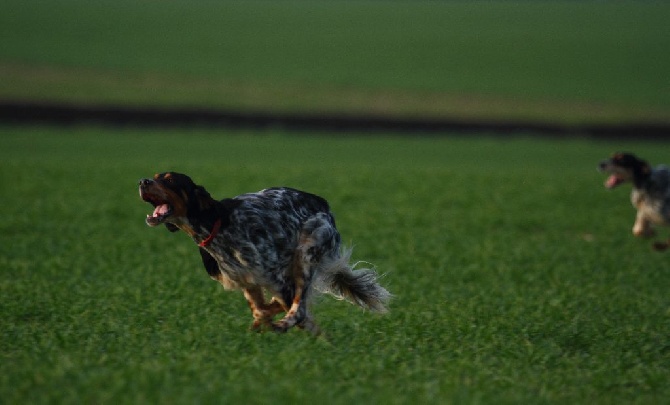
[1,0,668,133]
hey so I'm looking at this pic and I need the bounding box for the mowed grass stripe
[3,63,669,126]
[1,0,668,123]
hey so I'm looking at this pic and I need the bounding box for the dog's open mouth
[147,202,172,225]
[605,174,624,189]
[141,193,173,226]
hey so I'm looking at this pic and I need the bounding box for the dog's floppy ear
[634,158,652,177]
[199,247,220,279]
[195,185,212,200]
[165,223,180,232]
[194,185,216,211]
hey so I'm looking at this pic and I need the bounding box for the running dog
[139,172,391,334]
[599,152,670,250]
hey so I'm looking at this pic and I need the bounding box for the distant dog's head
[139,172,215,233]
[599,152,651,189]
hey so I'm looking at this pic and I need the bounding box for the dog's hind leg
[271,256,314,334]
[272,213,338,335]
[271,271,321,335]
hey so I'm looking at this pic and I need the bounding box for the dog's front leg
[243,287,285,331]
[632,212,655,238]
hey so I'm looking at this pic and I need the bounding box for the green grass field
[1,0,669,124]
[1,1,669,401]
[1,127,669,404]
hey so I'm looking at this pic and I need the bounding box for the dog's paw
[652,240,669,252]
[297,318,321,336]
[633,228,656,238]
[249,319,274,333]
[271,321,290,333]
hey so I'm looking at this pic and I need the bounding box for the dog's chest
[631,189,668,224]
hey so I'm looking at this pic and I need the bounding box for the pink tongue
[605,175,622,189]
[153,204,170,217]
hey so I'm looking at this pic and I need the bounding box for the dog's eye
[155,172,174,183]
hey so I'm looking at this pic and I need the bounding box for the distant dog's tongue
[153,204,170,217]
[605,175,622,189]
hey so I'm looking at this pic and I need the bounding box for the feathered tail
[315,247,392,313]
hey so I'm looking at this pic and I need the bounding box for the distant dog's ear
[165,223,180,232]
[635,160,652,178]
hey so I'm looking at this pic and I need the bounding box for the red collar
[198,219,222,248]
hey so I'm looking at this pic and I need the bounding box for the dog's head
[598,152,651,189]
[139,172,215,233]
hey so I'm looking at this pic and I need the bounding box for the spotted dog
[599,152,670,250]
[139,172,391,334]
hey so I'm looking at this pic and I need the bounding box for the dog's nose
[139,178,152,187]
